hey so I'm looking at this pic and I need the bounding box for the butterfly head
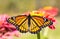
[44,18,49,22]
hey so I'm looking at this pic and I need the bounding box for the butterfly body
[28,15,31,27]
[7,14,53,34]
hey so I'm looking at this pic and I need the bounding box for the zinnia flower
[30,6,58,30]
[0,14,20,39]
[42,6,58,29]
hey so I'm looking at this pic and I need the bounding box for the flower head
[0,14,20,39]
[41,6,58,29]
[30,6,58,30]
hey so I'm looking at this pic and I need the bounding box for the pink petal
[0,33,2,37]
[48,25,55,30]
[45,15,49,18]
[12,31,20,37]
[2,35,13,39]
[0,38,4,39]
[4,32,11,36]
[48,17,55,22]
[44,7,58,16]
[0,28,5,31]
[48,17,53,20]
[52,19,56,22]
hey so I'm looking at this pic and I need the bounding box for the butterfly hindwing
[29,18,42,34]
[29,16,45,34]
[18,19,28,33]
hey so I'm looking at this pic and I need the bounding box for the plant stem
[37,32,40,39]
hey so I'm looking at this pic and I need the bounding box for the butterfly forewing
[15,15,27,25]
[32,16,44,27]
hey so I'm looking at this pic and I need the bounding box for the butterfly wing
[18,19,28,33]
[7,15,28,33]
[29,16,44,34]
[31,16,44,27]
[29,16,53,34]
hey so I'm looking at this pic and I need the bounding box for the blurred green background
[0,0,60,39]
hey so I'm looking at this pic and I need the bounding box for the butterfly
[7,14,53,34]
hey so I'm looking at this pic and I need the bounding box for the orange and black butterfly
[7,14,53,34]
